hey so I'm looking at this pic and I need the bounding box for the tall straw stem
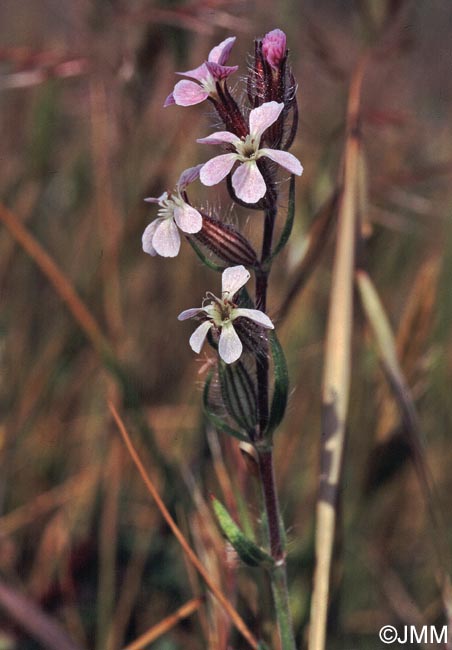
[308,54,368,650]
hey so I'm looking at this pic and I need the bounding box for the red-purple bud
[262,29,287,70]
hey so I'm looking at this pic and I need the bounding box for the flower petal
[144,192,167,204]
[163,92,176,107]
[197,131,238,145]
[232,308,274,329]
[173,80,209,106]
[222,265,250,297]
[200,153,237,187]
[231,161,267,203]
[142,219,160,256]
[173,203,202,233]
[208,36,236,65]
[219,321,242,364]
[178,307,206,321]
[205,61,238,81]
[176,164,203,191]
[189,321,212,353]
[176,63,208,82]
[249,101,284,141]
[152,218,181,257]
[259,148,303,175]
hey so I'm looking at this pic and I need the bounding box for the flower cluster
[142,29,302,363]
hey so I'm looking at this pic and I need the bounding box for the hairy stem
[254,198,296,650]
[255,200,277,434]
[270,565,296,650]
[258,450,283,560]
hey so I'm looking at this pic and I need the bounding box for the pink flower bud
[262,29,287,69]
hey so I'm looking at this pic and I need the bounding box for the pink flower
[142,166,203,258]
[197,101,303,204]
[164,36,238,107]
[178,266,274,364]
[262,29,287,69]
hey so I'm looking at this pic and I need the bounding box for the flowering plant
[143,28,301,650]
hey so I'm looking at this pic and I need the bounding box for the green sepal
[203,370,249,442]
[218,360,258,434]
[264,332,289,438]
[211,496,274,569]
[269,175,296,261]
[187,238,226,272]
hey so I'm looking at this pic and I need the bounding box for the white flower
[178,265,274,364]
[142,165,203,258]
[197,101,303,204]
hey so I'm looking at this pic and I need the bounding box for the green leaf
[203,371,249,442]
[265,332,289,438]
[212,496,274,569]
[270,175,296,260]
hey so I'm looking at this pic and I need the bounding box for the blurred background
[1,0,452,648]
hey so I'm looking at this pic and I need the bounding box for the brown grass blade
[0,577,84,650]
[356,269,450,582]
[106,529,154,650]
[308,55,368,650]
[368,258,440,485]
[395,258,440,381]
[122,597,203,650]
[90,77,124,343]
[109,403,259,650]
[97,439,122,650]
[0,201,109,356]
[0,201,171,474]
[0,468,97,536]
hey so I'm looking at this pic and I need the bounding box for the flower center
[157,197,175,220]
[204,295,234,327]
[235,134,259,161]
[157,192,185,220]
[201,73,217,97]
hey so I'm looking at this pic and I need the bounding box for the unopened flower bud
[245,29,298,149]
[262,29,287,70]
